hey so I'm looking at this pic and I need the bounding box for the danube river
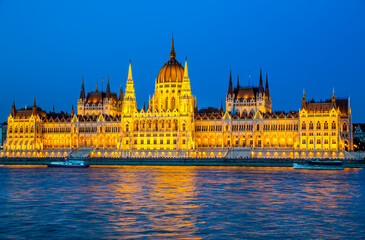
[0,166,364,239]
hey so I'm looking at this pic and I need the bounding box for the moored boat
[47,158,89,168]
[293,163,344,170]
[307,159,343,165]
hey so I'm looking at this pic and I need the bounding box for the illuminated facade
[1,39,353,158]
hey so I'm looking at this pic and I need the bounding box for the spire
[265,73,270,99]
[80,77,85,100]
[258,69,264,93]
[106,76,111,98]
[332,88,336,102]
[96,80,98,92]
[11,99,16,117]
[32,98,37,115]
[170,35,176,59]
[220,100,224,114]
[302,89,307,109]
[236,75,240,89]
[228,70,233,96]
[71,105,74,116]
[128,59,133,80]
[143,102,146,111]
[52,105,55,113]
[184,57,189,78]
[123,60,137,114]
[119,79,123,101]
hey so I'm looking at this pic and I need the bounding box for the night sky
[0,1,364,122]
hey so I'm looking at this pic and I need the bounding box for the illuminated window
[343,123,347,131]
[324,121,328,130]
[316,139,321,144]
[309,122,313,130]
[332,121,336,130]
[171,97,175,110]
[316,122,321,130]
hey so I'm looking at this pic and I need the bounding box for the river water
[0,166,364,239]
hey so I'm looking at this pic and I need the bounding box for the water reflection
[0,166,364,239]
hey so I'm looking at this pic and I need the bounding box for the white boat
[47,159,89,168]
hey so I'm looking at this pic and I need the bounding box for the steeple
[332,88,336,103]
[11,99,16,117]
[184,57,189,78]
[123,60,137,114]
[52,105,55,114]
[80,77,85,100]
[220,100,224,114]
[32,98,37,115]
[170,36,176,59]
[228,70,233,96]
[106,76,111,98]
[258,69,264,93]
[236,75,240,90]
[265,73,270,99]
[301,89,307,109]
[119,79,123,101]
[128,59,133,80]
[143,102,146,111]
[96,81,99,92]
[71,105,74,116]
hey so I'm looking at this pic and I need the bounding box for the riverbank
[1,157,365,168]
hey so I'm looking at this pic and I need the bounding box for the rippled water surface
[0,166,364,239]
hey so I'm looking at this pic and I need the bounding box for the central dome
[157,38,184,83]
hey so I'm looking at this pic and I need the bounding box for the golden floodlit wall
[2,39,353,158]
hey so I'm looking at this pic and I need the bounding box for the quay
[1,157,365,168]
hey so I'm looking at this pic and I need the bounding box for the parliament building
[1,39,353,159]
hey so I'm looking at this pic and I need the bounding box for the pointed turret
[80,77,85,100]
[52,105,55,114]
[106,76,111,98]
[96,81,99,92]
[228,70,233,96]
[32,98,37,116]
[170,36,176,59]
[119,79,123,101]
[143,102,146,111]
[123,60,137,114]
[220,100,224,114]
[301,89,307,109]
[184,57,189,78]
[128,59,133,80]
[71,105,74,116]
[236,75,240,90]
[11,99,16,117]
[332,88,336,103]
[258,69,264,93]
[265,73,270,99]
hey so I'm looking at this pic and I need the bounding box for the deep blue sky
[0,1,364,122]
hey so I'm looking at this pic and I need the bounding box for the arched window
[126,124,129,132]
[332,121,336,130]
[324,121,328,130]
[165,97,169,111]
[309,122,313,130]
[316,121,321,130]
[301,122,306,130]
[182,123,186,131]
[343,123,347,132]
[256,124,260,131]
[171,97,175,110]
